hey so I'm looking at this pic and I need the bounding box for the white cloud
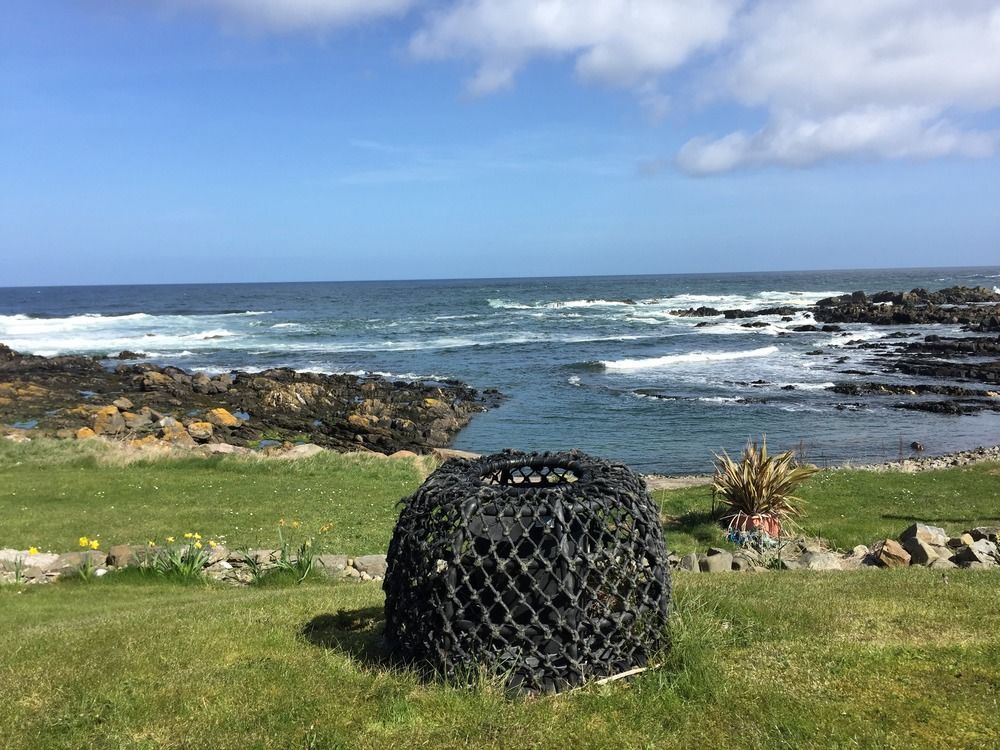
[677,106,1000,175]
[677,0,1000,173]
[173,0,417,31]
[410,0,740,94]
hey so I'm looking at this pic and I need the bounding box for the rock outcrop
[0,344,502,455]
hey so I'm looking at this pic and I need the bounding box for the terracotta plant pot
[726,512,782,538]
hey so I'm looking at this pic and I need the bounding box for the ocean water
[2,267,1000,473]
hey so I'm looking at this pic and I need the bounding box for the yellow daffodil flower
[166,536,175,544]
[193,533,202,540]
[183,532,193,539]
[89,540,100,550]
[193,541,203,550]
[208,540,218,548]
[79,536,90,547]
[28,547,38,555]
[291,520,301,529]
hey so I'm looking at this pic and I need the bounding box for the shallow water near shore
[2,266,1000,473]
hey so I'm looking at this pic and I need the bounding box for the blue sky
[2,1,999,286]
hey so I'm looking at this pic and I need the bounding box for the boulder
[75,427,97,440]
[186,421,214,441]
[107,544,142,568]
[93,405,126,435]
[158,417,195,446]
[901,538,939,566]
[699,549,734,573]
[679,552,700,572]
[873,539,911,568]
[952,540,999,567]
[122,410,152,429]
[899,523,949,548]
[968,527,1000,543]
[48,550,108,572]
[800,551,843,571]
[313,554,350,577]
[206,407,242,428]
[112,397,134,411]
[947,533,976,548]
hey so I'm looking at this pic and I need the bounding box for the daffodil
[147,540,156,548]
[166,536,175,544]
[193,541,203,550]
[28,547,38,556]
[183,532,193,539]
[208,540,218,548]
[291,520,301,529]
[193,533,202,540]
[79,536,90,547]
[89,539,100,550]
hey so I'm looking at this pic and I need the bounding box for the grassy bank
[3,439,997,554]
[1,570,997,750]
[1,439,999,749]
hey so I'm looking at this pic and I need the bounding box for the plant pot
[726,512,782,538]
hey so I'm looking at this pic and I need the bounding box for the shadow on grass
[302,607,391,667]
[662,509,726,549]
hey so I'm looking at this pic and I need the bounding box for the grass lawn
[0,439,426,554]
[2,440,998,555]
[1,571,997,750]
[1,439,998,749]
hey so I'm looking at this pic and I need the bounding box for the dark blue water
[3,267,1000,472]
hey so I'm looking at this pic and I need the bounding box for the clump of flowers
[151,532,212,579]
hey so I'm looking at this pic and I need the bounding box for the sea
[2,266,1000,474]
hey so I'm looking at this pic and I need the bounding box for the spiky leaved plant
[712,436,818,537]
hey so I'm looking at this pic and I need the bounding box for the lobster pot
[383,450,671,694]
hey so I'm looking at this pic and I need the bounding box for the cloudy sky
[2,1,999,285]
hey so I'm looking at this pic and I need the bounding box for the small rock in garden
[731,554,756,572]
[947,533,975,549]
[353,554,387,578]
[968,526,1000,543]
[952,540,999,567]
[679,553,700,572]
[112,397,134,411]
[899,522,949,548]
[313,554,349,577]
[700,550,733,573]
[277,443,325,459]
[800,551,843,571]
[186,421,214,441]
[107,544,140,568]
[873,539,911,568]
[901,538,939,566]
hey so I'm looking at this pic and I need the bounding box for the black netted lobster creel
[383,449,671,694]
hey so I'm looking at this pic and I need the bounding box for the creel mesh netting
[383,449,672,693]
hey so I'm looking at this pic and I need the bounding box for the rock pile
[0,546,389,586]
[667,522,999,573]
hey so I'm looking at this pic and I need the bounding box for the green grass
[656,463,1000,553]
[0,439,425,554]
[1,439,999,748]
[0,571,997,750]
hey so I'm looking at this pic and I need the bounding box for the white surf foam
[601,345,780,371]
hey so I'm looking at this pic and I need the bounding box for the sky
[1,0,999,286]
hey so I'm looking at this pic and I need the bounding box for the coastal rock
[313,554,350,577]
[186,421,214,441]
[93,405,126,435]
[206,407,242,428]
[75,427,97,440]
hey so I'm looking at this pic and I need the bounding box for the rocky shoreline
[672,284,1000,416]
[0,344,502,455]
